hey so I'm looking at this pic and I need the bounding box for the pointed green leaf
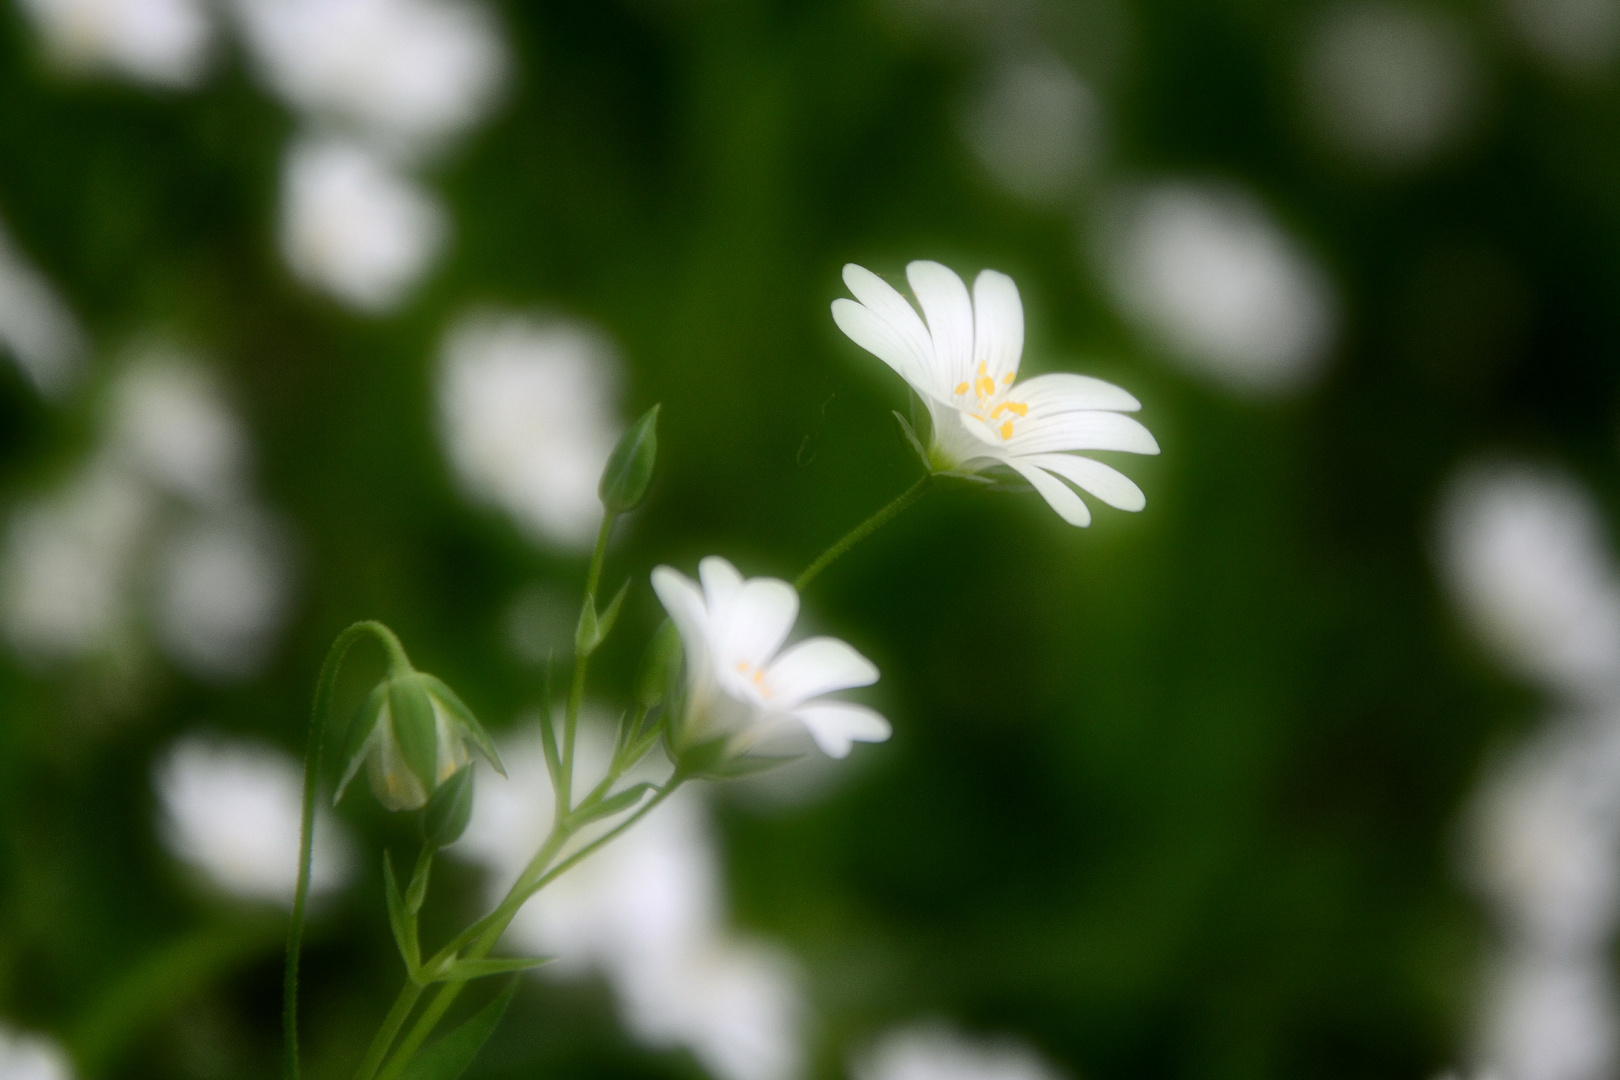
[382,854,421,979]
[598,403,660,512]
[568,783,653,828]
[333,682,387,804]
[406,851,433,916]
[439,956,555,982]
[537,656,561,788]
[398,978,520,1080]
[574,595,599,656]
[594,580,630,646]
[419,674,504,777]
[709,753,802,778]
[893,410,930,469]
[389,676,440,794]
[634,619,681,709]
[421,766,475,847]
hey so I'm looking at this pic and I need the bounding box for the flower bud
[598,404,660,513]
[335,671,503,812]
[420,764,476,846]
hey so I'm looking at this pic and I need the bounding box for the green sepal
[893,410,930,470]
[421,766,475,847]
[406,852,432,916]
[383,854,422,980]
[389,675,441,794]
[398,977,519,1080]
[598,403,660,512]
[634,619,681,709]
[707,753,803,778]
[419,673,504,777]
[334,681,388,804]
[437,956,554,982]
[575,579,630,657]
[568,783,654,828]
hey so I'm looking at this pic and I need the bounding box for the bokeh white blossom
[438,311,625,551]
[0,348,293,682]
[1096,181,1336,398]
[1439,460,1620,1079]
[1500,0,1620,75]
[960,54,1100,205]
[1299,2,1482,171]
[855,1024,1068,1080]
[0,216,86,399]
[455,727,805,1080]
[15,0,214,87]
[0,1024,73,1080]
[155,733,354,905]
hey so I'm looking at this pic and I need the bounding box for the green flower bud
[598,404,660,513]
[634,618,682,709]
[421,765,476,847]
[334,670,504,812]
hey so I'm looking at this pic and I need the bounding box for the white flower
[832,261,1158,526]
[855,1024,1068,1080]
[0,1025,73,1080]
[437,311,624,550]
[17,0,213,89]
[155,734,353,905]
[651,557,890,759]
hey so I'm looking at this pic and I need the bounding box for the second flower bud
[335,670,503,812]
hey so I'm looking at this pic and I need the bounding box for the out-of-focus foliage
[2,0,1618,1077]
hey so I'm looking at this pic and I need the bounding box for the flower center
[734,660,772,699]
[953,363,1026,440]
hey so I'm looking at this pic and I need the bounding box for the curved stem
[285,620,410,1080]
[350,982,422,1080]
[795,473,932,592]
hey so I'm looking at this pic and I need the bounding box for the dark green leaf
[382,854,421,978]
[398,978,520,1080]
[598,403,660,512]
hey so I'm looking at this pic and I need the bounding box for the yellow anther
[954,382,969,395]
[976,376,996,398]
[977,362,987,375]
[999,420,1015,439]
[1003,372,1015,385]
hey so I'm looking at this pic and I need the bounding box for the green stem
[795,472,932,592]
[286,620,410,1080]
[561,511,617,811]
[350,981,422,1080]
[375,779,681,1080]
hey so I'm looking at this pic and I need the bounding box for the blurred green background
[1,0,1611,1076]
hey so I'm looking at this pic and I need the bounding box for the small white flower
[651,557,890,760]
[0,1024,73,1080]
[832,261,1158,526]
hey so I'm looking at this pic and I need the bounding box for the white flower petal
[1014,371,1142,413]
[1007,411,1160,456]
[1009,462,1092,526]
[716,578,799,672]
[971,269,1024,386]
[840,265,936,384]
[831,298,930,392]
[653,566,712,665]
[1023,453,1146,511]
[698,556,744,608]
[790,703,891,758]
[764,637,878,708]
[906,260,975,394]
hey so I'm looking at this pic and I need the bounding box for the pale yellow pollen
[999,421,1014,439]
[734,660,771,697]
[954,382,970,395]
[975,376,996,398]
[1003,372,1015,385]
[989,401,1028,419]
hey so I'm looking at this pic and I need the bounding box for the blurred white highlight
[455,727,805,1080]
[856,1025,1067,1080]
[438,312,625,551]
[1438,462,1620,703]
[279,138,446,313]
[0,349,294,681]
[155,734,353,905]
[0,1025,73,1080]
[960,55,1100,204]
[1501,0,1620,76]
[16,0,213,88]
[1099,182,1336,397]
[0,219,86,399]
[1440,460,1620,1078]
[230,0,505,155]
[1301,3,1481,171]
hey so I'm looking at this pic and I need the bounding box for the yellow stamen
[954,382,969,395]
[999,421,1015,439]
[976,376,995,398]
[1003,372,1015,385]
